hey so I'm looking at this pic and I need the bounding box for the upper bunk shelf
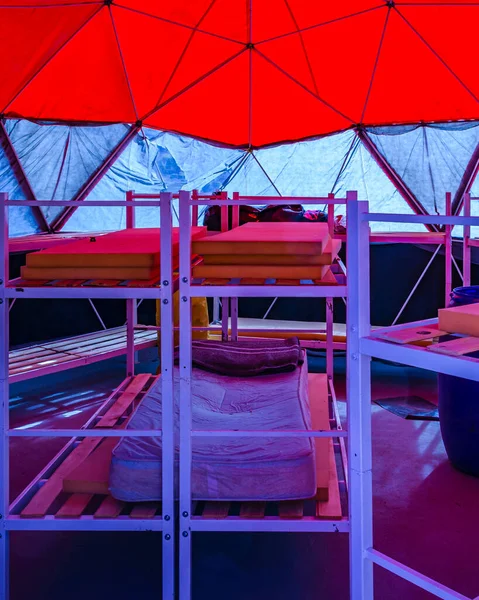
[362,319,479,382]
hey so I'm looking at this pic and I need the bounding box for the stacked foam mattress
[109,360,317,501]
[21,227,207,280]
[192,222,341,281]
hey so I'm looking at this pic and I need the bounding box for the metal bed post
[463,192,471,287]
[346,192,373,600]
[125,190,136,376]
[178,190,193,600]
[326,193,335,386]
[445,192,453,306]
[159,192,175,600]
[0,192,9,600]
[191,189,199,226]
[230,192,240,341]
[220,191,229,342]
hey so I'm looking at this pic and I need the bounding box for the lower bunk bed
[10,369,346,526]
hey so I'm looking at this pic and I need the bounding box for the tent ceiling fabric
[2,1,479,148]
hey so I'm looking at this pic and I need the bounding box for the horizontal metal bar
[136,324,336,335]
[6,516,164,532]
[365,213,479,226]
[6,200,164,208]
[366,549,471,600]
[190,429,348,438]
[8,429,162,438]
[5,288,165,300]
[189,198,346,206]
[190,517,349,533]
[189,286,348,298]
[360,337,479,382]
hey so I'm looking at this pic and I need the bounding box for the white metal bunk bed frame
[0,192,179,600]
[360,206,479,600]
[0,191,476,600]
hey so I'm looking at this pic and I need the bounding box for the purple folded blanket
[174,337,303,377]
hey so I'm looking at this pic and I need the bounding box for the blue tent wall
[2,119,479,236]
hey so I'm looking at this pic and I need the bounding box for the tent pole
[355,128,436,232]
[0,121,50,233]
[50,123,140,232]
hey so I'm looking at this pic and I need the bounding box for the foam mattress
[192,222,330,255]
[26,227,207,268]
[109,361,316,502]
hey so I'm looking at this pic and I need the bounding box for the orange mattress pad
[26,227,207,268]
[192,222,330,255]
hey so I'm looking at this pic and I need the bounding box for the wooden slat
[428,336,479,356]
[239,502,266,519]
[374,323,447,344]
[278,500,304,519]
[130,503,160,519]
[10,354,80,375]
[56,493,93,518]
[84,279,124,287]
[63,436,119,495]
[94,495,125,518]
[238,278,266,285]
[21,437,103,517]
[202,502,231,519]
[274,279,302,286]
[316,440,342,520]
[96,374,152,427]
[308,373,330,501]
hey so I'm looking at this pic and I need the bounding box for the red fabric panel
[112,6,193,118]
[1,0,99,4]
[285,0,382,30]
[398,6,479,102]
[199,0,249,43]
[0,5,99,112]
[249,52,351,147]
[251,0,298,42]
[259,8,388,123]
[158,32,244,107]
[363,9,479,124]
[145,52,250,146]
[7,8,137,123]
[3,1,479,146]
[116,0,213,28]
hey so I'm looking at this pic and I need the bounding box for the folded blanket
[174,337,303,377]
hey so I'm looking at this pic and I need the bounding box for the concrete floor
[6,350,479,600]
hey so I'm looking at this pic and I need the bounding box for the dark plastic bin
[438,286,479,477]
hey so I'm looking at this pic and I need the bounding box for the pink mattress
[109,361,316,502]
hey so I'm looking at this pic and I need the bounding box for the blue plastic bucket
[438,286,479,477]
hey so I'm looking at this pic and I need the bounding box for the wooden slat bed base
[372,319,479,360]
[94,496,125,518]
[18,370,345,524]
[239,502,266,519]
[19,375,157,519]
[316,441,342,520]
[96,374,151,427]
[130,503,161,519]
[202,502,231,519]
[56,493,94,518]
[9,327,157,382]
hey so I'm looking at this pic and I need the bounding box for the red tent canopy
[2,0,479,148]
